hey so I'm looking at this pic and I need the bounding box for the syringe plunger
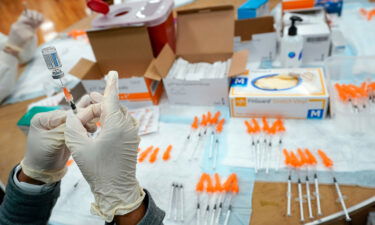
[41,46,64,79]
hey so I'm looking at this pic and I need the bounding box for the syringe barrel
[41,46,64,79]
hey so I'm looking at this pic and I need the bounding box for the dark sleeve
[138,189,165,225]
[106,189,165,225]
[0,166,60,225]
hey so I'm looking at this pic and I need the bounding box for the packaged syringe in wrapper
[229,68,329,119]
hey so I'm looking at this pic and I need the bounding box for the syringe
[41,46,77,113]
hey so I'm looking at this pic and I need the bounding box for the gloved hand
[65,71,145,222]
[20,94,100,184]
[6,10,43,51]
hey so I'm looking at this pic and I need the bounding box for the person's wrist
[17,169,45,185]
[114,201,146,225]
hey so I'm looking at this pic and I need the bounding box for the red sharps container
[92,0,176,57]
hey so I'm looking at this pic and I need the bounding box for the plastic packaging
[92,0,175,57]
[280,16,303,68]
[325,56,375,134]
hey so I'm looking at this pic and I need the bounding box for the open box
[161,5,249,106]
[234,16,277,63]
[69,26,170,109]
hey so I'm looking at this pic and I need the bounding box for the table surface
[251,182,375,225]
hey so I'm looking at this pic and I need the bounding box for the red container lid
[92,0,174,28]
[87,0,110,15]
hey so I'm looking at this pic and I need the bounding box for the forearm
[0,50,18,102]
[0,166,60,225]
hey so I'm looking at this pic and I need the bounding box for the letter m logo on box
[231,77,248,87]
[307,109,324,119]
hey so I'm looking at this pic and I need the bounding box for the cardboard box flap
[87,26,154,78]
[176,5,235,59]
[154,44,175,79]
[228,50,249,77]
[235,16,275,41]
[144,59,162,81]
[69,58,103,80]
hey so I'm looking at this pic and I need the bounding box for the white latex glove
[7,10,43,51]
[20,94,100,183]
[65,71,145,222]
[20,110,69,184]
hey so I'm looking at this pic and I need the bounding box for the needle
[245,120,257,172]
[174,184,179,221]
[180,116,198,160]
[223,205,232,225]
[196,175,205,225]
[333,177,351,221]
[275,118,286,171]
[298,178,305,221]
[314,173,322,216]
[222,174,239,225]
[251,118,261,173]
[192,114,208,160]
[287,173,292,216]
[62,87,77,114]
[213,119,225,170]
[283,149,292,216]
[167,183,175,220]
[305,176,313,219]
[305,148,322,216]
[290,151,304,221]
[196,196,201,225]
[209,111,221,160]
[180,184,184,222]
[317,149,351,221]
[298,148,313,219]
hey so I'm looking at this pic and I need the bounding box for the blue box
[315,0,343,16]
[238,0,269,20]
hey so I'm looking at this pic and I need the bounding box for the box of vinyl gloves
[162,5,248,106]
[229,68,329,119]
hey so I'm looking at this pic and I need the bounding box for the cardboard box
[237,0,269,20]
[69,26,169,109]
[298,22,331,64]
[234,16,276,63]
[162,6,248,106]
[229,68,329,119]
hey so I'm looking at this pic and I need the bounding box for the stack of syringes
[332,81,375,133]
[244,117,286,173]
[334,82,375,113]
[181,112,225,169]
[167,58,231,80]
[195,173,239,225]
[283,148,351,222]
[167,182,185,223]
